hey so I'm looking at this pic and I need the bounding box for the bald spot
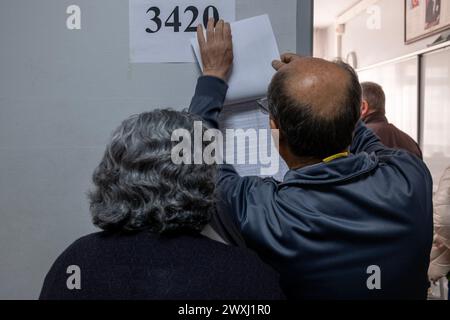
[281,57,351,119]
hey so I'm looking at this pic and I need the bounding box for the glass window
[421,48,450,189]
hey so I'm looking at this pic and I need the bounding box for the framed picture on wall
[405,0,450,44]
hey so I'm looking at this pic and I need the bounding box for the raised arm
[189,18,233,128]
[188,76,228,129]
[188,19,276,237]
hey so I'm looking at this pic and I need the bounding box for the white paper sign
[130,0,236,63]
[219,101,289,180]
[191,15,280,104]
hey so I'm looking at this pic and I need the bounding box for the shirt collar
[363,112,388,125]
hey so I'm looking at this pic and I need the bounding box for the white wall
[314,0,450,188]
[421,47,450,188]
[358,57,419,140]
[315,0,440,68]
[0,0,299,300]
[314,25,336,60]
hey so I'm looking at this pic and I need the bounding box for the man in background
[361,82,423,159]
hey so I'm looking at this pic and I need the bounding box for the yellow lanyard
[322,152,350,163]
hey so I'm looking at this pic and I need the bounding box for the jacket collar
[281,152,379,186]
[363,112,388,125]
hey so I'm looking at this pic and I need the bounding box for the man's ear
[361,100,370,119]
[270,118,279,130]
[270,117,285,143]
[269,118,282,152]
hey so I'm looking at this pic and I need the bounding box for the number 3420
[145,5,220,33]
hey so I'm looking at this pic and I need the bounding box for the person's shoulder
[365,120,384,132]
[199,236,279,275]
[51,231,114,263]
[39,232,109,299]
[385,123,420,152]
[378,146,424,167]
[377,146,432,184]
[391,124,418,143]
[194,237,284,299]
[66,231,112,249]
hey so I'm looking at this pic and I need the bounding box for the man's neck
[363,111,387,124]
[285,150,350,170]
[286,156,322,170]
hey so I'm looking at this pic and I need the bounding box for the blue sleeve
[350,121,387,155]
[217,165,274,226]
[188,76,273,232]
[188,76,228,129]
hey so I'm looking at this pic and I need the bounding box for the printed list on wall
[130,0,236,63]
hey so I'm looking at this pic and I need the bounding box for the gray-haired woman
[39,110,283,300]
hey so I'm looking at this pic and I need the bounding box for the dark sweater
[364,112,423,159]
[39,231,284,300]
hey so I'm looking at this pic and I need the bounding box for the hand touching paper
[192,14,280,105]
[196,18,234,81]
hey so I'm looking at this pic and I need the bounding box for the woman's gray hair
[88,110,216,234]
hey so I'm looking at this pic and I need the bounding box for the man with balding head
[268,55,361,168]
[188,19,433,299]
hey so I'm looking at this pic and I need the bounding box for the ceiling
[314,0,362,28]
